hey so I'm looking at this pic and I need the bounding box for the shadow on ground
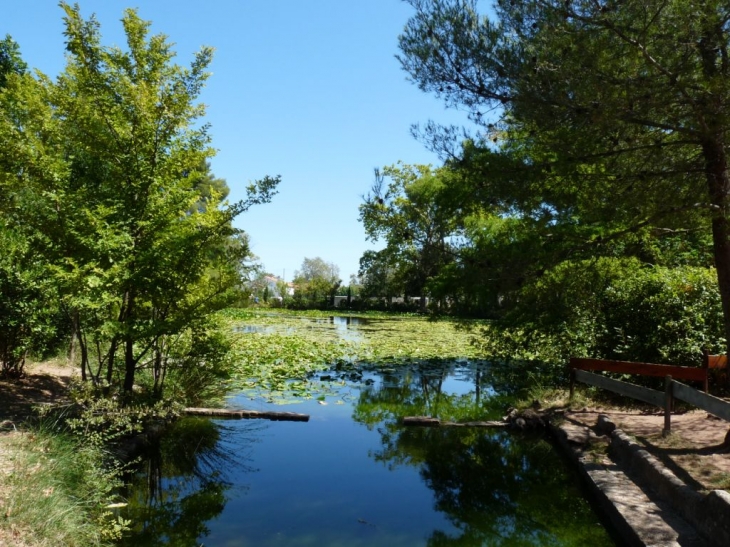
[0,372,73,424]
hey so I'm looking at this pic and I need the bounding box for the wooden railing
[570,353,729,394]
[569,357,710,396]
[569,356,730,435]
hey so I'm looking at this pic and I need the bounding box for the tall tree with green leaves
[0,36,63,376]
[359,163,457,310]
[398,0,730,352]
[291,257,341,308]
[0,4,278,395]
[0,34,26,88]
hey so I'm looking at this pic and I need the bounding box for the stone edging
[551,415,730,547]
[609,427,730,547]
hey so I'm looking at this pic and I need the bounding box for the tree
[295,257,340,283]
[359,163,457,310]
[0,34,26,88]
[0,37,64,375]
[291,257,341,308]
[398,0,730,353]
[191,159,230,213]
[0,223,62,376]
[0,4,279,396]
[358,249,401,303]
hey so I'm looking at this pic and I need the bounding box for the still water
[119,364,616,546]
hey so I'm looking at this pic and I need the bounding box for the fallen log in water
[184,408,310,422]
[402,416,508,428]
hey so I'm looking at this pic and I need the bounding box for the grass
[0,426,127,546]
[708,472,730,490]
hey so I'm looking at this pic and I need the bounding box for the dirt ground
[0,361,78,425]
[565,407,730,492]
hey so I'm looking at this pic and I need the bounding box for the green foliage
[0,225,63,375]
[154,317,236,407]
[0,34,26,88]
[55,385,179,448]
[599,264,724,364]
[0,3,278,396]
[397,0,730,354]
[475,258,725,382]
[358,163,457,308]
[290,257,341,309]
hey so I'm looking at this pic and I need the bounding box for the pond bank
[552,411,730,546]
[402,405,730,545]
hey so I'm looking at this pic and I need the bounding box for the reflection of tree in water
[421,429,612,546]
[353,362,513,468]
[353,366,614,547]
[118,417,261,547]
[353,360,497,424]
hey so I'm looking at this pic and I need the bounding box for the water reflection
[118,418,263,547]
[119,364,615,546]
[233,316,368,341]
[306,316,369,326]
[303,315,367,342]
[353,370,611,545]
[232,324,270,334]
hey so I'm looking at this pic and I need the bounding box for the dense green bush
[476,258,724,382]
[598,265,724,365]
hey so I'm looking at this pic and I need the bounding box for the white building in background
[262,275,294,297]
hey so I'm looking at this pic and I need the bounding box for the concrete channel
[551,415,730,547]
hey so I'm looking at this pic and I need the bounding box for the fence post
[663,375,673,436]
[569,366,576,400]
[703,349,710,393]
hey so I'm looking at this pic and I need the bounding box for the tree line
[0,4,278,399]
[357,0,730,371]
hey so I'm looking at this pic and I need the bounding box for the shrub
[476,258,725,382]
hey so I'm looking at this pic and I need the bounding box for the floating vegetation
[220,309,486,403]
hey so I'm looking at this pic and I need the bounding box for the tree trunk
[106,337,118,386]
[74,313,89,382]
[152,341,163,398]
[122,290,136,393]
[68,311,78,367]
[703,139,730,376]
[123,335,135,393]
[67,330,76,366]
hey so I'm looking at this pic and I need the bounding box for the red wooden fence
[569,353,727,397]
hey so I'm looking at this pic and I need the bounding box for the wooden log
[184,408,309,422]
[402,416,508,428]
[402,416,441,426]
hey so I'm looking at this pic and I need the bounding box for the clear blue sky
[4,1,473,282]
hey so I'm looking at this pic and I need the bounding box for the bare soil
[0,361,78,425]
[0,360,79,463]
[565,407,730,491]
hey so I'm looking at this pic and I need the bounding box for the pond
[233,315,368,340]
[118,360,617,546]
